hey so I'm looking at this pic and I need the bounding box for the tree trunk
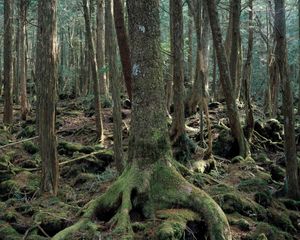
[36,0,59,195]
[3,0,14,124]
[274,0,300,200]
[228,0,242,99]
[205,0,249,158]
[83,0,104,141]
[170,0,186,142]
[96,0,107,96]
[242,0,254,141]
[19,0,29,120]
[107,0,124,172]
[298,0,300,114]
[113,0,132,101]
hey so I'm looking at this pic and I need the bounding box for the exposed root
[52,162,232,240]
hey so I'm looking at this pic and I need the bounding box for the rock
[254,192,272,208]
[236,219,251,231]
[22,141,39,154]
[212,129,239,158]
[237,178,268,193]
[270,164,285,182]
[247,222,293,240]
[267,209,296,233]
[231,156,244,164]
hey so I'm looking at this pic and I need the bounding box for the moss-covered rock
[238,178,268,193]
[22,141,38,154]
[246,222,293,240]
[17,125,36,138]
[208,184,267,220]
[0,220,21,240]
[58,141,95,156]
[212,129,238,158]
[256,153,272,165]
[231,156,244,164]
[280,199,300,211]
[270,164,285,182]
[267,209,296,233]
[254,192,272,208]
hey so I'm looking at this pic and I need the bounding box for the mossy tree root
[52,163,232,240]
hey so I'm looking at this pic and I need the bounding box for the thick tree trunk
[205,0,249,158]
[83,0,104,141]
[96,0,107,97]
[170,0,186,142]
[19,0,29,120]
[113,0,132,101]
[3,0,14,124]
[53,1,232,239]
[274,0,300,200]
[36,0,59,195]
[188,7,193,84]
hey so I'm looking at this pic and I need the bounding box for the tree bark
[113,0,132,101]
[3,0,14,124]
[83,0,104,141]
[274,0,300,200]
[96,0,107,96]
[205,0,249,158]
[19,0,29,120]
[36,0,59,195]
[242,0,254,141]
[170,0,186,142]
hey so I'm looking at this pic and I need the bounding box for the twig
[0,136,39,150]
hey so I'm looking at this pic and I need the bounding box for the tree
[36,0,59,195]
[52,1,231,239]
[242,0,254,141]
[205,0,249,158]
[96,0,107,96]
[170,0,186,142]
[19,0,29,120]
[113,0,132,101]
[274,0,300,200]
[3,0,14,124]
[83,0,104,141]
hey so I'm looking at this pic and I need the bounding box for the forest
[0,0,300,239]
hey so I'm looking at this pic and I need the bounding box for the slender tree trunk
[96,0,107,96]
[229,0,241,99]
[19,0,29,120]
[170,0,186,142]
[205,0,249,158]
[3,0,14,124]
[188,7,193,84]
[107,0,124,172]
[242,0,254,141]
[274,0,300,200]
[113,0,132,101]
[36,0,59,195]
[83,0,104,141]
[298,0,300,114]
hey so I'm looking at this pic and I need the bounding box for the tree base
[52,161,232,240]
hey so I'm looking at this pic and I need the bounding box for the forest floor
[0,98,300,240]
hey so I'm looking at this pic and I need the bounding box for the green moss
[256,153,272,165]
[17,125,36,138]
[254,192,272,208]
[267,209,296,233]
[22,141,39,154]
[235,219,251,231]
[256,234,268,240]
[209,184,266,220]
[280,199,300,211]
[0,221,21,240]
[270,165,285,182]
[156,209,201,240]
[237,178,268,193]
[247,222,293,240]
[231,156,244,164]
